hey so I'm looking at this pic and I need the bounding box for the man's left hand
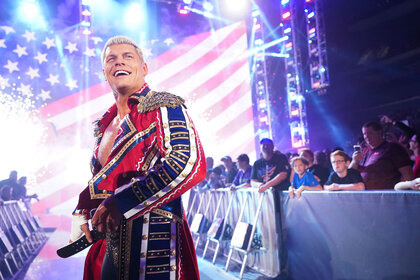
[258,184,270,193]
[92,195,123,233]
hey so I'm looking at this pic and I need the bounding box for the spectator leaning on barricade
[394,133,420,191]
[230,153,252,190]
[350,121,413,189]
[409,133,420,178]
[221,155,238,184]
[288,156,322,199]
[251,138,291,193]
[324,150,365,191]
[204,166,225,190]
[300,148,330,186]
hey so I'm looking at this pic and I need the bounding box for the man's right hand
[352,150,363,164]
[69,214,92,243]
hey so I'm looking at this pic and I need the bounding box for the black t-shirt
[308,164,330,186]
[251,153,291,191]
[225,166,238,184]
[325,168,364,185]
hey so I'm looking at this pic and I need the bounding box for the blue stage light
[203,1,213,12]
[124,2,146,27]
[17,0,46,29]
[183,0,192,4]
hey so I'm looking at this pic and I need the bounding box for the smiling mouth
[114,70,131,77]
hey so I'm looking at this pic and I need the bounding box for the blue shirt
[232,166,252,186]
[291,171,319,188]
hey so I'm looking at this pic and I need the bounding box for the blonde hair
[101,36,144,66]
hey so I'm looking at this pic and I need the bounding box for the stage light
[251,9,260,17]
[281,0,290,5]
[81,20,91,27]
[285,42,293,49]
[183,0,192,4]
[308,27,316,34]
[282,11,291,20]
[313,81,320,88]
[82,29,92,35]
[220,0,251,20]
[308,11,315,18]
[284,27,291,34]
[81,9,91,16]
[124,3,146,27]
[17,0,46,29]
[203,1,213,12]
[255,39,263,46]
[179,7,189,14]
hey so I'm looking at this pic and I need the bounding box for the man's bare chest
[97,117,122,167]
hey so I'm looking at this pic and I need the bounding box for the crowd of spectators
[197,114,420,195]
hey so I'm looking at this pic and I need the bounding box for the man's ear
[345,160,351,168]
[143,62,148,76]
[102,69,107,82]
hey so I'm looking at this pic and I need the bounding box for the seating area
[0,201,48,280]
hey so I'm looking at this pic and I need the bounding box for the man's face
[362,126,383,148]
[300,151,313,164]
[331,155,349,174]
[238,160,248,171]
[261,142,274,159]
[103,44,148,95]
[410,135,418,151]
[293,160,307,176]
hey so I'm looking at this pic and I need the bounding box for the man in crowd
[324,150,365,191]
[231,154,252,190]
[350,121,413,189]
[70,36,206,280]
[221,155,238,184]
[300,148,330,186]
[251,139,290,192]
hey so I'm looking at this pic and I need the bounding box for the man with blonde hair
[69,36,206,280]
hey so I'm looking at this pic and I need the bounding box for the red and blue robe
[74,84,206,280]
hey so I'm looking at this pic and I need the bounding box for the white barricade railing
[187,187,280,278]
[0,200,48,280]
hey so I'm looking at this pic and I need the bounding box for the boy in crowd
[324,150,365,191]
[288,157,322,199]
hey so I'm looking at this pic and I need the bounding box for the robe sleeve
[113,104,206,221]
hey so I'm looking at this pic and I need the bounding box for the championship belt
[56,229,106,258]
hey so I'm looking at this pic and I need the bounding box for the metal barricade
[187,188,280,278]
[0,201,47,279]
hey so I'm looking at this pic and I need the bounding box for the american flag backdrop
[0,20,254,259]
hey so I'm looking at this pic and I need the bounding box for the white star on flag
[151,39,159,44]
[39,89,51,101]
[42,37,56,49]
[163,38,174,46]
[65,79,78,90]
[26,67,40,79]
[22,30,36,42]
[13,44,28,57]
[143,48,153,59]
[34,52,48,64]
[0,75,10,89]
[64,42,78,54]
[18,83,32,97]
[46,74,59,86]
[91,37,103,45]
[83,48,96,57]
[0,39,6,48]
[0,26,15,35]
[4,60,19,73]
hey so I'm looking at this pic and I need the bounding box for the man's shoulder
[137,91,185,113]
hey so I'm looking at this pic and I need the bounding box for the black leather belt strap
[56,229,106,258]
